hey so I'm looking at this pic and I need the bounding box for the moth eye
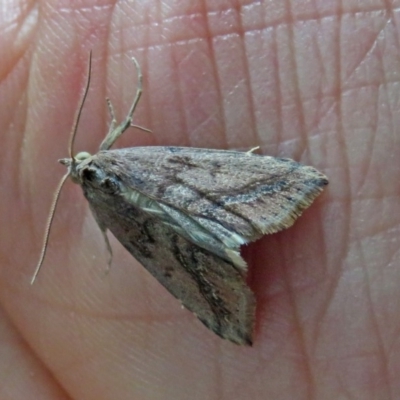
[100,178,118,193]
[81,168,97,182]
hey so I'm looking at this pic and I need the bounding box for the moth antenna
[31,172,70,284]
[99,56,143,150]
[69,50,93,161]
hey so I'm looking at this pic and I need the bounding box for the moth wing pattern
[89,147,328,269]
[76,146,327,344]
[85,184,255,345]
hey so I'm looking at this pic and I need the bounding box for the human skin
[0,0,399,399]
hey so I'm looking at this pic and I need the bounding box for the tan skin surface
[0,1,399,399]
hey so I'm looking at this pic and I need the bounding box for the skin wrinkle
[342,16,391,87]
[61,8,400,57]
[10,7,34,202]
[334,3,354,329]
[21,57,42,245]
[288,264,324,400]
[389,3,400,55]
[359,242,392,398]
[202,0,229,149]
[189,110,219,138]
[133,10,396,44]
[271,26,284,149]
[214,344,223,400]
[15,93,28,202]
[154,0,162,25]
[356,141,376,199]
[27,277,190,322]
[174,48,194,148]
[162,18,190,147]
[213,47,243,146]
[285,0,309,160]
[282,254,317,400]
[309,21,330,138]
[380,70,397,160]
[101,0,114,139]
[387,240,400,271]
[283,11,325,389]
[297,65,399,138]
[8,3,38,60]
[245,26,267,147]
[357,88,379,194]
[305,214,331,350]
[238,5,258,146]
[140,52,152,139]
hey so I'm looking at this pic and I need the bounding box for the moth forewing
[35,54,328,346]
[71,147,327,344]
[77,164,256,344]
[91,147,328,249]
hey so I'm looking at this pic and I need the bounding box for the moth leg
[246,146,260,155]
[130,124,152,133]
[107,92,151,136]
[100,228,113,273]
[90,207,113,273]
[99,57,143,151]
[90,207,114,272]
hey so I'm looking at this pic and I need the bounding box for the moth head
[58,152,93,183]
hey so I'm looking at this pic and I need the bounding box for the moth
[34,53,328,345]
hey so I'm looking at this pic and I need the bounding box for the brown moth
[33,53,328,345]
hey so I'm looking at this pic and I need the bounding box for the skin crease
[0,0,399,399]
